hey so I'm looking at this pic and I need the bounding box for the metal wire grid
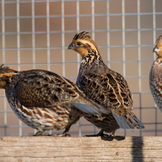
[0,0,161,136]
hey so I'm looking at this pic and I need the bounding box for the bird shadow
[131,136,144,162]
[101,135,125,141]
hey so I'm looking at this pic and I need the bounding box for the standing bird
[68,31,145,136]
[150,35,162,112]
[0,64,109,136]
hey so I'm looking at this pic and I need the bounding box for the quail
[68,31,145,136]
[150,35,162,112]
[0,64,109,136]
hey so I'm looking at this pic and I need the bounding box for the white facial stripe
[155,48,161,52]
[77,39,97,51]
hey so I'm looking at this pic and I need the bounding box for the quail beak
[153,46,159,53]
[68,43,74,50]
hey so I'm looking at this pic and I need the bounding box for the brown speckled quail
[150,35,162,112]
[68,31,145,136]
[0,64,110,136]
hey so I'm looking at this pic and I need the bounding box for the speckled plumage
[68,31,145,136]
[0,64,109,136]
[150,35,162,112]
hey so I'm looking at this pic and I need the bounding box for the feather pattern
[150,35,162,112]
[68,31,145,135]
[0,65,110,136]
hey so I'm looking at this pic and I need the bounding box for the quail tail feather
[113,112,145,129]
[71,103,111,115]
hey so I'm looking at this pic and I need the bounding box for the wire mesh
[0,0,162,137]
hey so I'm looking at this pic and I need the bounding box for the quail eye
[77,42,83,46]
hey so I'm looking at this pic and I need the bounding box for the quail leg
[51,125,71,137]
[110,131,116,137]
[34,130,45,136]
[84,129,108,137]
[57,126,71,137]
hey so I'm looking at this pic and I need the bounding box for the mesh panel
[0,0,162,136]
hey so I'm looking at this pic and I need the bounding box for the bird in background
[68,31,145,136]
[150,35,162,112]
[0,64,110,136]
